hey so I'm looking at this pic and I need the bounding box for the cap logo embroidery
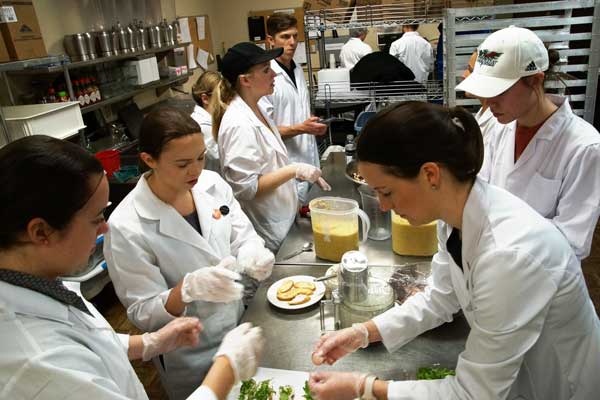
[525,61,537,71]
[477,49,503,67]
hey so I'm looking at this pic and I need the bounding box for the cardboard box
[0,1,47,60]
[303,0,357,24]
[0,33,9,62]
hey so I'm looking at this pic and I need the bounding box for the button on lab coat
[105,170,264,399]
[479,95,600,259]
[339,37,373,70]
[191,105,220,174]
[260,59,318,204]
[389,32,433,83]
[372,179,600,400]
[219,95,298,251]
[0,281,148,399]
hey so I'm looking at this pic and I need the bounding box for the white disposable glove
[237,245,275,281]
[309,371,368,400]
[181,256,243,303]
[294,162,322,183]
[213,322,265,384]
[311,323,369,365]
[141,317,202,361]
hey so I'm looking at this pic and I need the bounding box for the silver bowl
[344,160,368,186]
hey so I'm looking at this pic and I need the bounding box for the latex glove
[237,245,275,281]
[213,322,265,384]
[181,256,243,303]
[309,371,367,400]
[294,163,322,183]
[311,323,369,365]
[316,177,332,191]
[300,116,328,136]
[141,317,202,361]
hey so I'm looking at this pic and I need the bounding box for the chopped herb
[303,381,313,400]
[279,385,294,400]
[416,367,456,380]
[239,379,257,400]
[254,380,275,400]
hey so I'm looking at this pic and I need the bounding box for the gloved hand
[181,256,244,303]
[237,245,275,281]
[213,322,265,384]
[141,317,202,361]
[311,323,369,365]
[293,163,322,183]
[316,177,332,192]
[308,371,367,400]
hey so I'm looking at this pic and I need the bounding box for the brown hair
[192,71,222,106]
[357,101,483,183]
[139,107,201,171]
[267,13,297,37]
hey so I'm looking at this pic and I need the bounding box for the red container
[95,149,121,177]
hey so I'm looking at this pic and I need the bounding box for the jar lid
[341,250,368,272]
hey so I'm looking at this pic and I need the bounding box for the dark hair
[267,13,297,37]
[0,135,104,249]
[404,24,419,31]
[139,106,202,170]
[356,101,483,183]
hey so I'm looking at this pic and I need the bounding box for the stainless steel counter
[240,152,468,379]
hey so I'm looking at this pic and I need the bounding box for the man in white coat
[261,13,328,203]
[389,24,433,84]
[340,28,373,70]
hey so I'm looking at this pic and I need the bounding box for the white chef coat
[478,95,600,259]
[104,169,264,400]
[259,59,318,204]
[339,37,373,70]
[372,178,600,400]
[219,95,298,251]
[389,32,433,84]
[0,280,148,400]
[191,105,220,174]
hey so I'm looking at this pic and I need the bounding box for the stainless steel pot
[64,33,90,62]
[84,32,97,59]
[115,22,131,54]
[96,30,114,56]
[148,24,162,48]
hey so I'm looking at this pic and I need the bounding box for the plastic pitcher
[358,186,391,241]
[309,197,370,262]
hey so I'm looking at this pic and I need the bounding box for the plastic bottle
[57,90,69,102]
[74,80,85,106]
[47,87,56,103]
[92,77,102,102]
[345,134,356,165]
[83,78,91,105]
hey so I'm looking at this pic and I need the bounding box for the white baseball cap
[456,26,548,98]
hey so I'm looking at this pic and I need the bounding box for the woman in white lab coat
[191,71,221,173]
[0,135,264,400]
[212,42,329,251]
[104,107,274,400]
[456,26,600,259]
[308,102,600,400]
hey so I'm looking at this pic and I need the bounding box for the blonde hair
[192,71,222,106]
[210,78,237,141]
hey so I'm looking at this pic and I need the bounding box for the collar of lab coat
[530,94,570,141]
[403,31,420,38]
[229,95,288,158]
[270,59,301,89]
[132,172,221,253]
[192,105,211,126]
[0,280,72,325]
[458,178,489,265]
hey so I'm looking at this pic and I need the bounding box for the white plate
[226,367,310,400]
[267,275,326,310]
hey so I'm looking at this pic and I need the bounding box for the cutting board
[227,367,310,400]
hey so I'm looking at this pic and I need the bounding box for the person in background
[0,135,265,400]
[260,13,328,204]
[213,42,330,252]
[309,102,600,400]
[389,24,433,84]
[191,71,222,173]
[340,28,373,70]
[456,26,600,259]
[104,107,274,399]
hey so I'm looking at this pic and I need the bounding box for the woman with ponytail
[212,42,330,252]
[307,101,600,400]
[457,26,600,260]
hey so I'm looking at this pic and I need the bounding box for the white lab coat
[479,95,600,259]
[0,280,148,400]
[339,37,373,70]
[260,59,318,204]
[389,32,433,84]
[191,105,220,174]
[105,170,264,400]
[372,178,600,400]
[219,95,298,251]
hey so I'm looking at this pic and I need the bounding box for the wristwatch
[362,375,378,400]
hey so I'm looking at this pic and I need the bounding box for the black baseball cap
[221,42,283,85]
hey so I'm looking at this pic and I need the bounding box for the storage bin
[2,102,85,141]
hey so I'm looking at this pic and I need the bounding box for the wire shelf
[312,80,444,105]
